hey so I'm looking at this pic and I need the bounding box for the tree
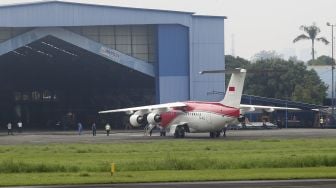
[288,56,304,64]
[251,50,284,62]
[225,55,328,104]
[291,70,327,104]
[225,55,250,85]
[293,23,329,60]
[225,55,250,69]
[307,55,334,66]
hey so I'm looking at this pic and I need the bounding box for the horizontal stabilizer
[199,68,246,75]
[240,104,300,113]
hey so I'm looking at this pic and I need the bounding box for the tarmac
[1,128,336,145]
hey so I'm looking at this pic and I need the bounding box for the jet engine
[147,113,162,125]
[130,114,146,127]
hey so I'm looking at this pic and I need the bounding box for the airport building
[0,1,226,129]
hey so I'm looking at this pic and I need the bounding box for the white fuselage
[159,102,240,133]
[170,112,237,132]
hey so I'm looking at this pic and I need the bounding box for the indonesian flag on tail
[229,86,235,92]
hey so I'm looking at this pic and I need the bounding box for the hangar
[0,1,226,129]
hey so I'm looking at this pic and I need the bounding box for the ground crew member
[320,116,324,128]
[17,121,23,133]
[7,122,13,135]
[105,123,111,136]
[92,122,97,136]
[77,122,83,135]
[276,118,282,129]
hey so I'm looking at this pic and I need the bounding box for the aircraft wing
[99,102,187,114]
[240,104,300,113]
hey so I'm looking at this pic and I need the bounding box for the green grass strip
[0,138,336,185]
[1,167,336,186]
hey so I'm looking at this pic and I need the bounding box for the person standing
[77,122,83,135]
[159,125,166,136]
[262,119,267,129]
[222,127,227,137]
[105,123,111,136]
[91,122,97,136]
[7,122,13,135]
[320,116,324,128]
[276,118,282,129]
[17,121,23,133]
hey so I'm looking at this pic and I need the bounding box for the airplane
[99,68,299,138]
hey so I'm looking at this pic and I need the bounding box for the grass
[1,168,336,186]
[1,138,336,185]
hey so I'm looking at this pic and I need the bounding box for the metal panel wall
[157,24,189,103]
[0,2,192,27]
[190,16,225,102]
[0,27,155,77]
[66,25,156,63]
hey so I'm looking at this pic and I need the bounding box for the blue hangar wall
[156,25,190,103]
[0,1,226,104]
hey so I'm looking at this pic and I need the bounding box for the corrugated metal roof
[0,0,196,15]
[192,14,227,19]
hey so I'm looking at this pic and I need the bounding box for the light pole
[327,22,335,120]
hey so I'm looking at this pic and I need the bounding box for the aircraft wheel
[174,127,185,138]
[210,132,215,138]
[180,130,185,138]
[174,131,180,138]
[160,131,166,136]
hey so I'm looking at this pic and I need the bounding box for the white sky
[1,0,336,61]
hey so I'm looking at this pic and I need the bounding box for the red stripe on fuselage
[160,101,240,127]
[160,111,179,127]
[184,101,240,117]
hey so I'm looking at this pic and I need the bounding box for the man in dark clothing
[92,122,97,136]
[223,127,227,137]
[277,118,282,129]
[262,119,267,129]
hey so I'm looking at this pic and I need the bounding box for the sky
[1,0,335,61]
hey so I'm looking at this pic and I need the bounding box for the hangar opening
[0,35,155,130]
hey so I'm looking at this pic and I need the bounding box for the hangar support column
[190,16,225,102]
[156,25,190,103]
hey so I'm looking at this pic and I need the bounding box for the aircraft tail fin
[220,69,246,108]
[200,68,246,108]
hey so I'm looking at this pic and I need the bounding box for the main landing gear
[174,126,185,138]
[209,130,226,138]
[158,126,166,136]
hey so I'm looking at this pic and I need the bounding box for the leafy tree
[307,55,334,66]
[225,55,328,104]
[225,55,250,85]
[293,23,329,60]
[292,70,327,104]
[288,56,304,64]
[225,55,250,69]
[251,50,284,62]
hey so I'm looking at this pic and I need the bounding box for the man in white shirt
[7,122,13,135]
[105,123,111,136]
[17,121,23,133]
